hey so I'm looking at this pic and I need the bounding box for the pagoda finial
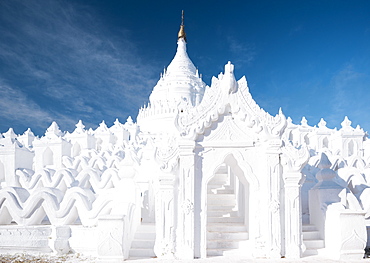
[178,10,187,42]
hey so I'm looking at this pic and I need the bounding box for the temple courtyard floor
[1,254,370,263]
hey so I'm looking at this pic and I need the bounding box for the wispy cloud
[0,80,54,132]
[326,65,370,130]
[227,36,256,67]
[0,0,158,134]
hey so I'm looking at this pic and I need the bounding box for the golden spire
[178,10,187,42]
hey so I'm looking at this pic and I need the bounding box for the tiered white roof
[138,16,205,133]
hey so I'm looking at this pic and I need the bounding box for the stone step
[207,223,247,232]
[209,173,229,181]
[136,223,156,233]
[302,224,317,231]
[207,231,248,240]
[303,230,320,240]
[214,166,228,174]
[207,216,244,223]
[207,248,244,257]
[207,240,239,249]
[304,239,324,249]
[207,184,230,190]
[207,205,236,211]
[208,194,235,200]
[207,248,224,257]
[208,198,236,206]
[207,210,238,217]
[134,232,156,240]
[208,188,234,194]
[131,240,155,249]
[129,248,156,258]
[129,223,156,259]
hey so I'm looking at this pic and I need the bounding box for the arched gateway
[168,68,310,258]
[136,13,310,259]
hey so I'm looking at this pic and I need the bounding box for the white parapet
[97,215,128,263]
[0,225,70,254]
[325,205,366,260]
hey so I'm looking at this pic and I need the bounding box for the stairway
[206,165,248,257]
[128,223,156,260]
[302,224,324,257]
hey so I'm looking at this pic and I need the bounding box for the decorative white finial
[318,118,327,128]
[113,118,121,126]
[287,117,293,125]
[223,61,237,93]
[46,121,62,137]
[341,116,352,128]
[3,128,17,139]
[301,117,308,126]
[24,128,35,136]
[74,120,85,134]
[127,116,133,124]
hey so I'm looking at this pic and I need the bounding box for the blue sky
[0,0,370,136]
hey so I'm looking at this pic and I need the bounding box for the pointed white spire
[45,121,63,137]
[318,118,327,128]
[126,116,134,125]
[287,117,293,125]
[73,120,85,134]
[95,120,109,133]
[23,128,35,137]
[114,118,122,126]
[3,128,17,139]
[341,116,352,128]
[301,117,308,126]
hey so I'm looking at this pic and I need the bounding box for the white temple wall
[33,140,71,171]
[0,146,34,187]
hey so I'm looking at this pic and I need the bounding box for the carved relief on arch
[198,115,258,147]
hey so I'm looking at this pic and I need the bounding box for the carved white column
[281,141,309,258]
[283,172,303,258]
[154,174,176,258]
[153,135,179,259]
[265,147,282,258]
[175,140,195,259]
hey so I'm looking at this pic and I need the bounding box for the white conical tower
[138,11,206,134]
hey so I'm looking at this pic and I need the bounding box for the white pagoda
[0,12,368,261]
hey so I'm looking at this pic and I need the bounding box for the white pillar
[283,172,303,258]
[175,140,195,259]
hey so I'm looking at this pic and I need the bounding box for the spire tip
[178,10,187,42]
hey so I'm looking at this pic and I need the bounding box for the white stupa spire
[148,11,205,108]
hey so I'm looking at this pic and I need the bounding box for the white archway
[198,150,259,258]
[43,147,53,167]
[72,142,81,157]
